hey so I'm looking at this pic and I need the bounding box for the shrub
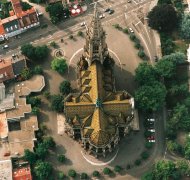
[51,58,68,75]
[43,136,56,149]
[32,107,40,115]
[58,172,65,180]
[20,68,32,80]
[103,167,111,175]
[80,172,88,179]
[141,151,149,160]
[92,170,100,177]
[59,80,71,95]
[144,131,152,137]
[69,35,74,39]
[129,34,136,41]
[77,31,83,36]
[135,159,141,166]
[123,28,129,34]
[114,165,122,173]
[43,91,51,99]
[138,50,146,58]
[58,154,66,163]
[134,42,141,49]
[50,41,57,48]
[68,169,76,178]
[33,65,43,75]
[145,141,153,149]
[126,164,131,170]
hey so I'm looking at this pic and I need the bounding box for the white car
[2,44,9,49]
[147,118,155,122]
[129,27,134,33]
[149,140,155,143]
[99,14,105,19]
[80,22,86,27]
[148,129,155,133]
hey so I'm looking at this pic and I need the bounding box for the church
[64,7,137,157]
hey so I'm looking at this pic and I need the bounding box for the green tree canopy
[59,80,71,95]
[20,68,32,80]
[181,14,190,40]
[21,44,35,60]
[23,149,36,166]
[68,169,76,177]
[135,82,167,112]
[57,154,66,163]
[34,161,53,180]
[33,65,43,75]
[135,62,157,85]
[154,160,176,180]
[147,4,178,32]
[50,95,64,112]
[176,160,190,176]
[155,58,176,78]
[141,171,154,180]
[161,52,186,65]
[35,45,49,60]
[43,136,56,149]
[51,58,68,75]
[103,167,111,175]
[27,96,41,108]
[35,143,48,159]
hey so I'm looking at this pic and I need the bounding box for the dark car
[109,9,114,15]
[105,8,110,12]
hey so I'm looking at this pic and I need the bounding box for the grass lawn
[1,0,8,3]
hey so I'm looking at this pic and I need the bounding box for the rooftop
[0,159,13,180]
[0,112,8,139]
[13,165,32,180]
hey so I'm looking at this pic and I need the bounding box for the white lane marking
[81,149,119,166]
[135,21,141,26]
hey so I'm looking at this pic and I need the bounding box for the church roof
[64,6,133,148]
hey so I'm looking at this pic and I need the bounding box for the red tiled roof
[11,0,23,14]
[13,166,32,180]
[16,7,36,18]
[0,60,15,83]
[0,24,5,35]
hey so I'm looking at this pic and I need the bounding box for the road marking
[135,21,141,26]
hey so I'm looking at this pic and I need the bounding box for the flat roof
[0,159,13,180]
[0,112,8,139]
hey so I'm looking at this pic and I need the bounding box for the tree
[23,149,36,166]
[27,96,41,108]
[21,44,35,60]
[161,52,186,65]
[181,14,190,40]
[57,172,65,180]
[59,81,71,95]
[141,171,154,180]
[34,161,53,180]
[43,136,56,149]
[68,169,76,178]
[147,4,178,32]
[135,63,157,85]
[176,160,190,176]
[135,82,167,112]
[103,167,111,175]
[141,151,149,160]
[35,45,49,60]
[32,107,40,115]
[153,160,176,180]
[57,154,66,163]
[138,50,146,59]
[184,137,190,160]
[33,65,43,75]
[51,58,68,75]
[20,68,32,80]
[50,95,64,112]
[50,41,57,48]
[169,104,190,131]
[21,1,32,11]
[158,0,172,4]
[114,165,122,173]
[145,141,153,149]
[77,31,83,37]
[35,143,48,159]
[155,58,176,78]
[80,172,88,179]
[135,159,141,166]
[92,170,100,177]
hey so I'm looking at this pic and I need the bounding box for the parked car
[129,27,134,33]
[147,136,155,140]
[147,118,155,122]
[149,139,155,143]
[148,129,155,133]
[80,22,86,27]
[109,9,114,15]
[2,44,9,49]
[99,14,105,19]
[105,8,110,12]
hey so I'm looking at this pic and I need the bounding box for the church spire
[83,4,109,66]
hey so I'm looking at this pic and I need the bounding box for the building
[64,7,138,157]
[13,165,32,180]
[0,159,13,180]
[0,0,40,39]
[0,55,27,83]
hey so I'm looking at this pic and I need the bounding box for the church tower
[83,5,109,66]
